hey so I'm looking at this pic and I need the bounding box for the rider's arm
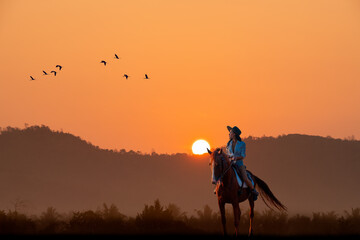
[232,142,246,162]
[233,156,244,161]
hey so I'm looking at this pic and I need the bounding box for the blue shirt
[226,140,246,167]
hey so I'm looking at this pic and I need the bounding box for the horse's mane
[215,147,229,159]
[214,147,231,166]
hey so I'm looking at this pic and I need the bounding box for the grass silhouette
[0,200,359,236]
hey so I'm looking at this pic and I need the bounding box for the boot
[251,188,259,201]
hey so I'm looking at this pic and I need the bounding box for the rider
[226,126,259,200]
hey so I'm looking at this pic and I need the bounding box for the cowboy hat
[227,126,241,135]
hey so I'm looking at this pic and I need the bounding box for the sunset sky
[1,0,359,154]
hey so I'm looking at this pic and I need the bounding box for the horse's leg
[232,202,241,237]
[248,198,255,237]
[218,200,227,236]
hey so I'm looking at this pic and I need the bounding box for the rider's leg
[239,165,259,200]
[233,165,243,195]
[239,165,254,190]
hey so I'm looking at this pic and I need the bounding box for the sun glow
[192,139,211,155]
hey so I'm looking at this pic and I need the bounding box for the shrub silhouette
[0,210,36,234]
[69,210,104,234]
[187,204,220,234]
[254,209,288,235]
[96,203,127,234]
[135,199,194,234]
[135,199,175,233]
[339,208,360,235]
[0,201,359,235]
[287,214,312,235]
[38,207,65,234]
[166,203,187,221]
[311,211,339,235]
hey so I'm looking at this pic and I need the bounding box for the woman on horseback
[226,126,259,200]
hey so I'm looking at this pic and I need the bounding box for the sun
[192,139,211,155]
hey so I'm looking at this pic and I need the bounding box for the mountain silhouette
[0,125,359,216]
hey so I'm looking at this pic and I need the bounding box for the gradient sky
[1,0,359,154]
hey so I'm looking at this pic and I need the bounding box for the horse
[207,147,287,237]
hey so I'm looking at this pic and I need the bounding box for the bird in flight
[100,60,107,66]
[51,71,57,76]
[30,76,35,81]
[144,74,150,79]
[114,54,120,59]
[123,74,129,79]
[56,65,62,71]
[43,71,48,75]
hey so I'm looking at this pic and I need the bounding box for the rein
[218,155,233,181]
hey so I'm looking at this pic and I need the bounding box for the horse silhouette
[207,147,287,237]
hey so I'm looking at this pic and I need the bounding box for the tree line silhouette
[0,199,359,236]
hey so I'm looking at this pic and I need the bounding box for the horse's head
[207,147,229,182]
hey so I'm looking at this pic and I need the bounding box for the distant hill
[0,125,359,217]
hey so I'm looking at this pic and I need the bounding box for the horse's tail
[247,170,287,212]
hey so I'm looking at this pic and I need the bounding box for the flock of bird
[29,53,150,81]
[30,65,62,81]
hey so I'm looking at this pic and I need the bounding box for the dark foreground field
[1,201,359,239]
[1,234,360,240]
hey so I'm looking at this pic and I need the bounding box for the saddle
[231,165,254,189]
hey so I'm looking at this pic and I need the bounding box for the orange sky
[0,0,359,154]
